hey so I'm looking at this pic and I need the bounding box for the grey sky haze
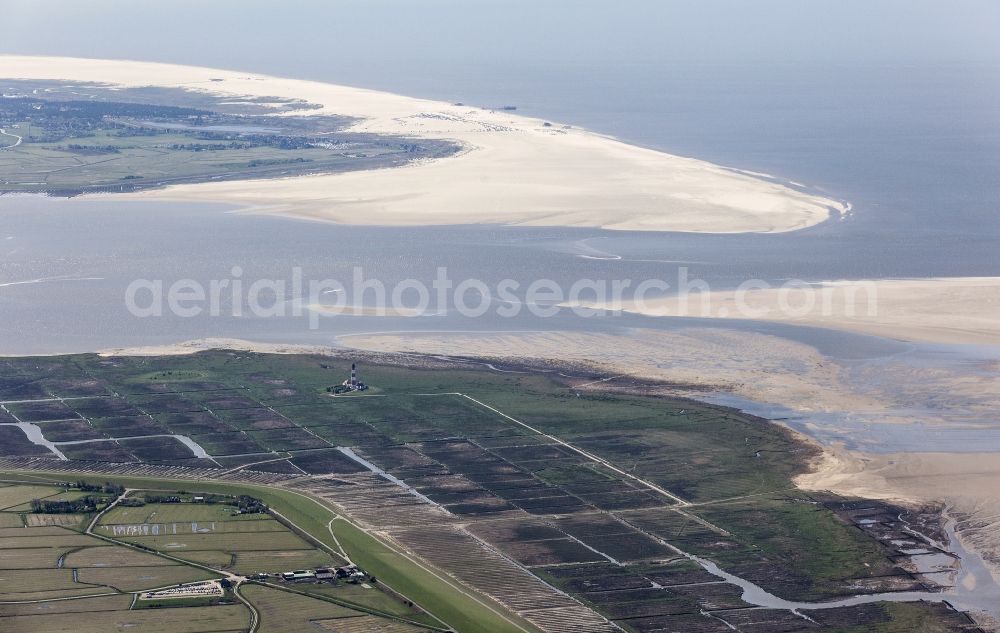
[2,0,998,79]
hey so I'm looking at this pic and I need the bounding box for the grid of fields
[0,352,988,633]
[0,480,444,633]
[96,499,341,575]
[0,482,241,632]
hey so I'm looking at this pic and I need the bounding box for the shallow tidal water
[1,196,997,454]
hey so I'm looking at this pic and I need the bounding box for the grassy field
[0,481,249,632]
[0,604,250,633]
[0,477,468,633]
[97,498,349,578]
[1,472,545,633]
[0,83,454,195]
[62,545,176,568]
[0,569,81,594]
[100,501,264,524]
[0,506,223,596]
[119,530,317,552]
[240,584,428,633]
[0,350,986,633]
[0,484,67,510]
[0,124,405,193]
[0,129,20,149]
[76,565,217,592]
[0,593,134,616]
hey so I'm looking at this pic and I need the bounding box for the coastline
[3,335,1000,626]
[332,328,1000,599]
[0,55,845,234]
[4,53,998,626]
[796,448,1000,595]
[24,337,1000,628]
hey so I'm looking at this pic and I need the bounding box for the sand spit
[568,276,1000,345]
[1,55,845,233]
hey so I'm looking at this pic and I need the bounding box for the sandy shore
[567,276,1000,345]
[1,55,845,233]
[797,448,1000,590]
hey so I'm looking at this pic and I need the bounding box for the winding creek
[0,415,67,460]
[626,495,997,619]
[4,406,999,619]
[342,430,1000,619]
[49,434,212,459]
[0,408,210,462]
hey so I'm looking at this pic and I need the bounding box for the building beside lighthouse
[340,363,369,392]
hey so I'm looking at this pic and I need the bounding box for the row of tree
[30,496,103,514]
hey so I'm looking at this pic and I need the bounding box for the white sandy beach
[0,55,845,233]
[567,276,1000,345]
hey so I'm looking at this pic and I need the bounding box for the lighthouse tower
[340,363,368,392]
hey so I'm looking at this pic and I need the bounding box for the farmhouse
[315,567,335,581]
[281,570,317,582]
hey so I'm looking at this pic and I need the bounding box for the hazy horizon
[3,1,999,86]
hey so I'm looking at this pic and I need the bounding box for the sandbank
[0,55,845,233]
[567,276,1000,345]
